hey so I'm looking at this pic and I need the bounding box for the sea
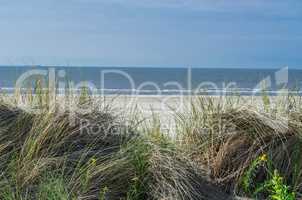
[0,66,301,96]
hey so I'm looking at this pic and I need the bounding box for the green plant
[242,154,270,196]
[126,140,151,200]
[266,170,295,200]
[242,154,296,200]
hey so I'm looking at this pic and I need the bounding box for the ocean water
[0,66,301,95]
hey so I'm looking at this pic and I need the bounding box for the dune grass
[175,94,302,199]
[0,87,301,199]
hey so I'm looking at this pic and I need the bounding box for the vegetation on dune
[241,154,295,200]
[0,86,301,199]
[176,95,302,199]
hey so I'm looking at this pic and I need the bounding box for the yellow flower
[259,154,268,162]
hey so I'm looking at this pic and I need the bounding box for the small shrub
[266,170,295,200]
[242,154,296,200]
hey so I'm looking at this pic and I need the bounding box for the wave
[1,87,299,96]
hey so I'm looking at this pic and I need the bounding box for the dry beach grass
[0,90,301,199]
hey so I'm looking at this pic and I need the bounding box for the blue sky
[0,0,301,68]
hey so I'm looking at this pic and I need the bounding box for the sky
[0,0,301,68]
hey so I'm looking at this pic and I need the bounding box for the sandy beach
[101,94,289,133]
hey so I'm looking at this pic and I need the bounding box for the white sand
[101,94,289,133]
[3,94,289,133]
